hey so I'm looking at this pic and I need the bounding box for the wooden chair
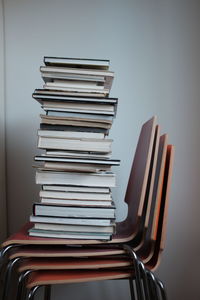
[1,116,157,250]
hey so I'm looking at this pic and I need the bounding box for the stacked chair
[0,116,175,300]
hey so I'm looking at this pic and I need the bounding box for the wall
[0,0,7,242]
[2,0,200,299]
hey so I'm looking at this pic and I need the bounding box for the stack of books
[29,57,119,240]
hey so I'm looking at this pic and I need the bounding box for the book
[38,136,112,153]
[40,66,114,78]
[38,129,104,140]
[40,124,109,135]
[33,203,115,218]
[43,82,109,95]
[33,90,118,105]
[42,73,106,83]
[44,150,111,159]
[29,215,114,226]
[42,185,110,194]
[40,198,113,207]
[34,89,107,98]
[46,111,114,121]
[33,222,115,233]
[34,162,111,173]
[40,114,112,129]
[39,190,112,200]
[44,57,110,70]
[36,170,116,187]
[35,155,120,166]
[44,80,105,90]
[41,101,115,113]
[28,228,112,240]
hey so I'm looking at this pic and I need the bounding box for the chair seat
[9,245,125,260]
[18,257,132,272]
[26,269,134,289]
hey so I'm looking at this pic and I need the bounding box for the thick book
[33,203,115,219]
[40,114,112,125]
[40,124,109,135]
[28,228,112,240]
[34,163,111,173]
[33,222,115,234]
[43,82,109,96]
[42,185,110,194]
[37,136,112,153]
[40,114,112,129]
[39,190,112,200]
[36,170,116,187]
[29,215,114,226]
[37,129,104,140]
[41,101,115,114]
[43,57,110,70]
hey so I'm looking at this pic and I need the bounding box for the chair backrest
[130,124,160,247]
[117,116,157,237]
[136,134,168,261]
[146,144,174,270]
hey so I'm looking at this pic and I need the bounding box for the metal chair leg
[0,245,18,261]
[0,245,18,280]
[44,285,51,300]
[2,257,21,300]
[129,278,136,300]
[16,270,33,300]
[28,285,41,300]
[139,262,151,300]
[147,271,159,300]
[157,279,167,300]
[123,244,144,300]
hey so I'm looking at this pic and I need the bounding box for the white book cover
[38,129,104,139]
[36,170,116,187]
[42,185,110,194]
[40,198,112,207]
[34,222,114,233]
[38,136,112,153]
[30,215,113,226]
[39,190,112,200]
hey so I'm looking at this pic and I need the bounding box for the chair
[1,116,158,250]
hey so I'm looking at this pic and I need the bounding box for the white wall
[0,0,7,242]
[3,0,200,299]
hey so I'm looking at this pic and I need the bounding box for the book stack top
[29,57,119,241]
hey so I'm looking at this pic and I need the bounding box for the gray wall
[2,0,200,299]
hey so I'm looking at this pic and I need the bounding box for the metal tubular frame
[0,244,168,300]
[1,257,21,300]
